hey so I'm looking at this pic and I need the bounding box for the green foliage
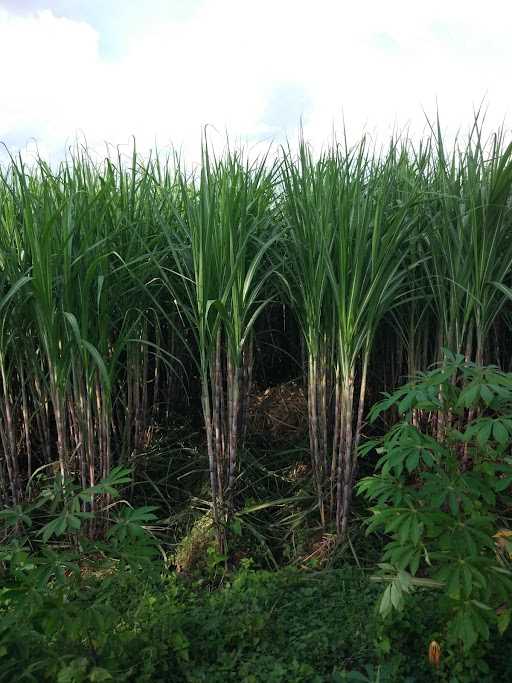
[0,469,161,682]
[0,556,380,682]
[3,533,512,682]
[4,119,512,681]
[373,589,512,683]
[358,352,512,668]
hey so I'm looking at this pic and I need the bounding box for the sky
[0,0,511,163]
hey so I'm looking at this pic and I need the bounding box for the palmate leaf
[0,506,32,529]
[39,515,67,542]
[382,540,422,574]
[358,438,380,458]
[377,566,415,617]
[493,420,509,445]
[495,476,512,492]
[497,609,511,635]
[107,505,159,542]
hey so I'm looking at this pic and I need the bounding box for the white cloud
[0,10,96,146]
[0,0,511,163]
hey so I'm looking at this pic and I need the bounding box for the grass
[4,556,512,682]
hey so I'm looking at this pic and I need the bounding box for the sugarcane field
[1,122,512,681]
[1,2,512,681]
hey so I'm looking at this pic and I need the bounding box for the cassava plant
[358,352,512,659]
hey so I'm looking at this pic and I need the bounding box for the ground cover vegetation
[2,118,512,680]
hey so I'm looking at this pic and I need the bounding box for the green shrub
[0,468,162,682]
[358,352,512,680]
[0,556,380,682]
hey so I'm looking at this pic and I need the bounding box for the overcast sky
[0,0,511,162]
